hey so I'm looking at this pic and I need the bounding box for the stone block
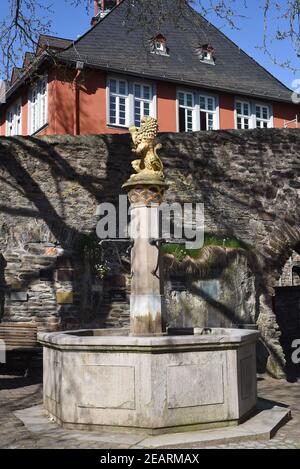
[79,366,135,410]
[56,269,74,282]
[56,257,73,269]
[56,292,74,305]
[110,289,127,302]
[10,281,23,290]
[10,292,28,302]
[167,363,224,409]
[40,268,54,281]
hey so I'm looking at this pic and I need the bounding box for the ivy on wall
[78,235,110,280]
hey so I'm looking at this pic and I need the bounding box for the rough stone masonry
[0,128,299,378]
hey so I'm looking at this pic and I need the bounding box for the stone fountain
[38,118,259,435]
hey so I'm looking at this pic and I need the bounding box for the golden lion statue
[129,116,164,180]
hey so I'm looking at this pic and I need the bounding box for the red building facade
[1,0,299,137]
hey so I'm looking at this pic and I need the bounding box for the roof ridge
[39,34,73,42]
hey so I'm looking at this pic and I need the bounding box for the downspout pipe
[73,68,81,136]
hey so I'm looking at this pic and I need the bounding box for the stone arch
[256,223,300,379]
[278,249,300,287]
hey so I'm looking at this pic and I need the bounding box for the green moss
[162,234,253,262]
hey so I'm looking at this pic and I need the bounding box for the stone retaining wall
[0,128,299,377]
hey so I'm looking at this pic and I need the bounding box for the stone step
[137,401,291,448]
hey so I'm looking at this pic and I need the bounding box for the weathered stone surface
[165,254,256,329]
[56,292,74,305]
[10,292,28,302]
[39,328,258,433]
[0,129,299,376]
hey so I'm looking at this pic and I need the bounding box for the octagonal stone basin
[38,328,259,435]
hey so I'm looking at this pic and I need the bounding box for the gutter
[1,53,297,107]
[58,57,297,106]
[73,68,82,135]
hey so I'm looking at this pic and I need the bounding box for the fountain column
[123,181,167,336]
[122,117,168,336]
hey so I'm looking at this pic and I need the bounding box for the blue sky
[1,0,298,89]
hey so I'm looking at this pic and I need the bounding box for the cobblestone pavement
[0,369,299,449]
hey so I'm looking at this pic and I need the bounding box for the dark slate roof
[37,35,73,52]
[59,0,294,103]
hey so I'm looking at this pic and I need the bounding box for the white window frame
[235,97,273,130]
[28,76,48,135]
[6,98,22,136]
[235,99,251,130]
[155,41,165,52]
[177,89,219,132]
[107,76,156,129]
[198,51,215,66]
[150,37,169,56]
[199,94,218,131]
[133,82,154,127]
[255,103,272,129]
[177,90,196,132]
[107,78,129,128]
[153,41,168,55]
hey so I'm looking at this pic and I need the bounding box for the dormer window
[195,44,215,64]
[150,34,169,56]
[155,41,165,52]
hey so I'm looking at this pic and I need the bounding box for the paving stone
[0,372,299,449]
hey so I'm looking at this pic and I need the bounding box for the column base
[130,294,164,336]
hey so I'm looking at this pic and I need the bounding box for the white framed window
[133,83,153,127]
[235,99,272,130]
[199,95,217,130]
[6,110,13,136]
[29,76,48,134]
[196,44,215,65]
[178,91,195,132]
[177,90,218,132]
[107,76,156,128]
[108,78,128,127]
[255,104,271,128]
[6,98,22,136]
[236,100,251,129]
[154,41,165,53]
[150,35,168,56]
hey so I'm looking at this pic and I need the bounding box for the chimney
[91,0,100,25]
[91,1,120,25]
[94,0,99,17]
